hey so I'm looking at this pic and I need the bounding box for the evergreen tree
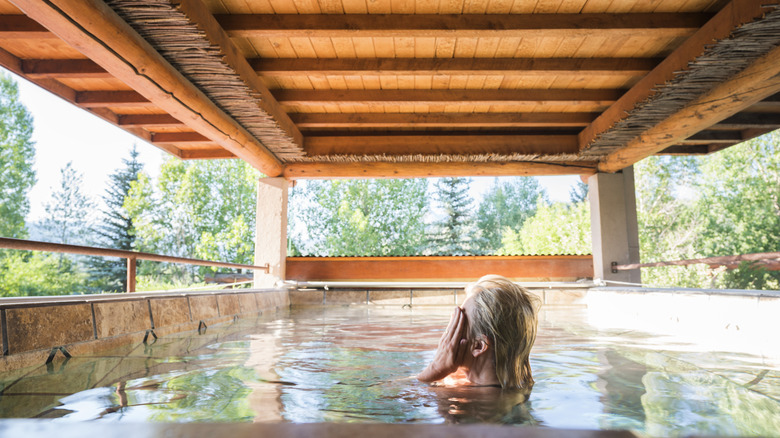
[41,161,94,245]
[428,177,480,254]
[88,145,143,292]
[569,180,589,203]
[0,73,35,239]
[476,177,547,253]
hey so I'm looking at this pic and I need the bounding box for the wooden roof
[1,0,780,178]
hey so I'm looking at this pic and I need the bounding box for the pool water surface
[0,305,777,436]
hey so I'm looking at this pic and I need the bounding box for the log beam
[290,112,596,128]
[9,0,284,176]
[217,13,709,39]
[283,161,597,179]
[276,89,621,107]
[304,134,578,156]
[600,40,780,172]
[252,58,660,77]
[580,0,774,155]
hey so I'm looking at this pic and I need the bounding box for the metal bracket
[611,261,619,274]
[45,346,72,364]
[142,329,158,345]
[198,320,208,334]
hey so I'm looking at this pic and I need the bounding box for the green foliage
[569,180,589,203]
[428,177,481,254]
[0,72,35,239]
[0,251,87,296]
[87,146,144,292]
[126,158,260,282]
[499,201,591,255]
[476,177,546,253]
[290,179,428,256]
[634,155,710,288]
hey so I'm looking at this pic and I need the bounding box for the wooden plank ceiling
[1,0,780,178]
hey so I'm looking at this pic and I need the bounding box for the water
[0,305,778,436]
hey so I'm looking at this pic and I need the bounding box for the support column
[588,166,641,285]
[254,177,289,288]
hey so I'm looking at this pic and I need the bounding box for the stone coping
[0,287,285,308]
[589,286,780,298]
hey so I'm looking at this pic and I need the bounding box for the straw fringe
[289,153,586,163]
[106,0,305,161]
[583,5,780,157]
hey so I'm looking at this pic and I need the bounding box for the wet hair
[465,275,540,390]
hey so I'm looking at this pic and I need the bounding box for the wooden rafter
[151,132,210,144]
[251,58,660,77]
[304,134,578,156]
[217,13,710,38]
[10,0,284,176]
[74,90,155,108]
[117,114,184,127]
[284,161,598,179]
[275,89,621,106]
[21,58,110,78]
[0,15,52,38]
[290,112,596,129]
[713,112,780,129]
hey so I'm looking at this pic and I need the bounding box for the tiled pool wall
[288,286,589,307]
[0,289,289,373]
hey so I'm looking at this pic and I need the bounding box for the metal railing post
[127,257,137,292]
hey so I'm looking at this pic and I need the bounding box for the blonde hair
[465,275,540,390]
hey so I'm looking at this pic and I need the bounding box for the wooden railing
[613,251,780,272]
[0,237,269,292]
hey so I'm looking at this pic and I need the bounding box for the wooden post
[127,257,137,292]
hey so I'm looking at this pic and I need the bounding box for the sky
[7,68,581,223]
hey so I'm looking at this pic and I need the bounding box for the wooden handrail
[614,251,780,271]
[0,237,269,292]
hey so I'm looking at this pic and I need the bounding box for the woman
[418,275,539,390]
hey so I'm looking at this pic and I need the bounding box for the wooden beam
[286,255,594,281]
[580,1,774,152]
[117,114,184,127]
[151,132,211,144]
[251,58,660,77]
[600,39,780,172]
[276,89,621,106]
[304,134,578,156]
[290,112,597,128]
[679,131,744,144]
[75,90,157,108]
[283,160,598,179]
[0,15,53,38]
[180,148,235,159]
[10,0,284,176]
[172,0,303,151]
[20,58,110,78]
[217,13,709,39]
[714,112,780,129]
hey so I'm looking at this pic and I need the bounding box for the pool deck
[0,420,644,438]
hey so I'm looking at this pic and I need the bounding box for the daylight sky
[6,68,580,224]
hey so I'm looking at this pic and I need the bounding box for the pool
[0,303,778,436]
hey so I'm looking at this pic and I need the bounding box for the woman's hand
[418,307,468,383]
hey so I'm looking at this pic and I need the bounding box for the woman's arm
[418,307,468,383]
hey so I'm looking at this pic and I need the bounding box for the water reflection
[0,306,778,436]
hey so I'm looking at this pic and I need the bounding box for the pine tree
[569,180,589,203]
[42,162,94,245]
[427,177,480,254]
[87,145,143,292]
